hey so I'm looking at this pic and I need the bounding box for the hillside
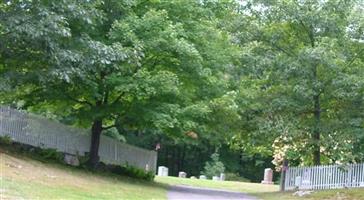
[1,148,364,200]
[0,149,167,200]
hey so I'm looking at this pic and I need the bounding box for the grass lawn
[155,175,279,194]
[1,146,364,200]
[0,149,167,200]
[256,189,364,200]
[155,176,364,200]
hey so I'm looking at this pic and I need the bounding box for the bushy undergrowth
[203,151,225,178]
[224,172,251,182]
[33,148,64,162]
[0,135,12,145]
[111,164,155,181]
[0,135,155,181]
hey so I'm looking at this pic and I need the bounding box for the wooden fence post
[280,159,289,191]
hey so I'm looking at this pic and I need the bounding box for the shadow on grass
[0,142,171,192]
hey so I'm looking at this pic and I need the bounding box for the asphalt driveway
[167,185,257,200]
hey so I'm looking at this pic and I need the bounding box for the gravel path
[167,185,257,200]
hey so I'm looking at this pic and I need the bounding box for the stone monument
[261,168,274,184]
[220,173,225,181]
[157,166,169,176]
[178,171,187,178]
[199,175,207,180]
[64,153,80,166]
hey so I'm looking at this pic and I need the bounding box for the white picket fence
[0,107,157,172]
[284,163,364,191]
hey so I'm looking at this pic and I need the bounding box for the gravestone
[220,173,225,181]
[295,176,302,188]
[64,154,80,166]
[261,168,274,184]
[212,176,220,181]
[190,176,196,179]
[157,166,169,176]
[178,171,187,178]
[199,175,207,180]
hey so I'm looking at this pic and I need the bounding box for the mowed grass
[155,176,364,200]
[1,147,364,200]
[0,150,167,200]
[155,176,278,194]
[257,189,364,200]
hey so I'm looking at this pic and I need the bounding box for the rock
[46,174,57,179]
[6,162,22,169]
[292,190,314,197]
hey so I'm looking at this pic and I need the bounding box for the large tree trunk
[313,93,321,165]
[88,119,103,168]
[309,27,321,166]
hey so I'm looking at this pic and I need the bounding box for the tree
[232,0,364,166]
[0,0,240,167]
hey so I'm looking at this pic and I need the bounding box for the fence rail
[0,107,157,172]
[284,163,364,191]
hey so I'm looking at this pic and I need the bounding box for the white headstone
[157,166,164,176]
[64,154,80,166]
[261,168,274,184]
[158,166,169,176]
[190,176,196,179]
[199,175,207,180]
[162,167,169,176]
[220,173,225,181]
[178,171,187,178]
[295,176,302,187]
[212,176,220,181]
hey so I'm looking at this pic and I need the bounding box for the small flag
[155,143,161,151]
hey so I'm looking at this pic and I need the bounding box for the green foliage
[224,173,250,182]
[33,148,64,163]
[0,0,241,166]
[0,137,64,163]
[112,164,155,181]
[0,135,12,145]
[231,0,364,167]
[203,151,225,179]
[104,128,126,142]
[1,0,363,180]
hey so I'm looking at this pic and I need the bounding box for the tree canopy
[1,0,363,175]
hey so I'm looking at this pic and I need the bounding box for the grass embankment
[0,149,167,200]
[1,146,364,200]
[155,175,278,194]
[257,189,364,200]
[156,176,364,200]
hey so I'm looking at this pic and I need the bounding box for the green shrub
[202,150,225,179]
[0,135,12,145]
[34,148,64,162]
[224,172,251,182]
[112,164,155,181]
[78,155,90,168]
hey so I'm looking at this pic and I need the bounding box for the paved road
[167,185,257,200]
